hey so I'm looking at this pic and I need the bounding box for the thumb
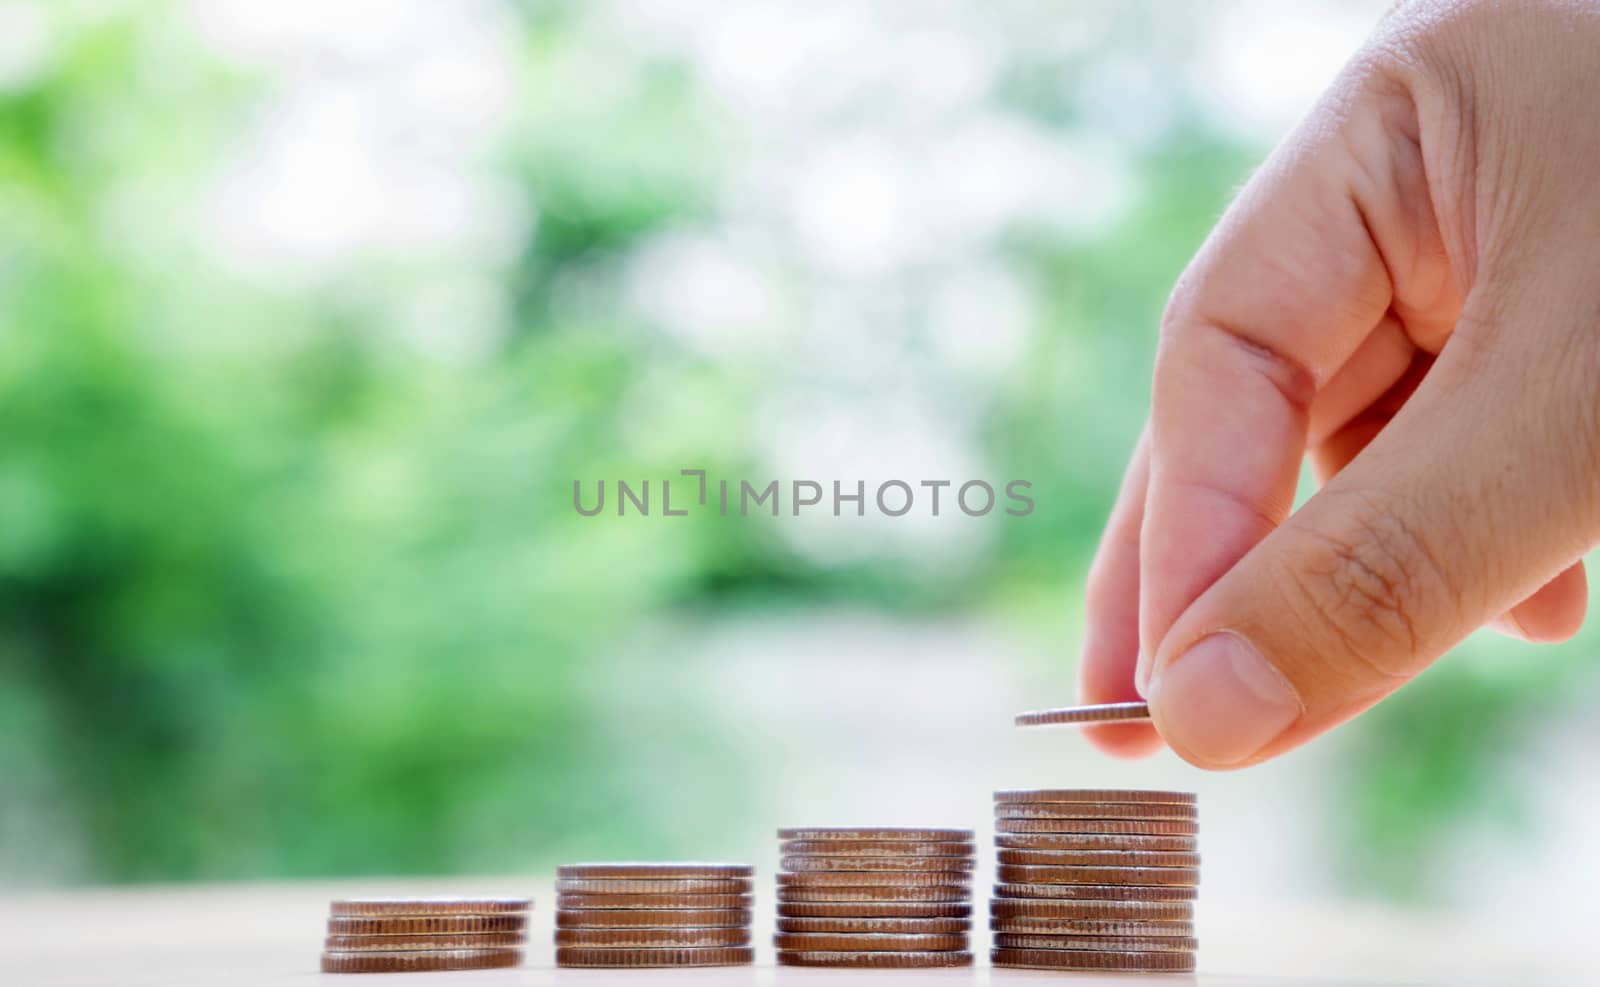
[1146,272,1600,769]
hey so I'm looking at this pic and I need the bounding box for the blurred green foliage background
[1,0,1594,902]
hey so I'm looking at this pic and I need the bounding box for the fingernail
[1133,649,1152,698]
[1146,632,1301,766]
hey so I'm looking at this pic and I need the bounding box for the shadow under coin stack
[990,789,1200,973]
[774,827,975,969]
[553,863,755,968]
[321,897,531,973]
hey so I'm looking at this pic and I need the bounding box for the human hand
[1078,0,1600,768]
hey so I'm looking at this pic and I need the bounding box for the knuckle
[1279,493,1456,678]
[1159,269,1231,350]
[1552,294,1600,518]
[1157,279,1197,346]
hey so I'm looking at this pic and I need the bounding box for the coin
[777,950,974,968]
[998,849,1200,868]
[554,877,751,895]
[778,885,971,903]
[993,932,1199,952]
[998,818,1198,836]
[777,916,969,935]
[555,892,752,910]
[326,915,527,936]
[554,927,751,948]
[990,898,1193,922]
[996,864,1200,887]
[323,933,526,952]
[994,883,1198,902]
[995,789,1195,806]
[556,862,753,880]
[990,917,1193,937]
[1013,702,1151,727]
[555,946,754,967]
[996,832,1198,852]
[555,908,751,929]
[320,949,522,973]
[778,870,971,888]
[778,901,972,919]
[774,932,968,952]
[991,946,1196,972]
[777,828,974,842]
[328,898,531,917]
[777,950,973,968]
[781,839,974,857]
[996,803,1197,821]
[780,855,975,873]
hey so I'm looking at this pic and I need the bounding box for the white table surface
[0,878,1589,987]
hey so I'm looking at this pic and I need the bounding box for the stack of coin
[321,897,531,973]
[989,790,1199,973]
[553,863,755,968]
[774,827,975,969]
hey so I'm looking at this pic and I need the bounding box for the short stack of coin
[989,790,1199,973]
[774,827,975,969]
[321,897,531,973]
[553,863,755,968]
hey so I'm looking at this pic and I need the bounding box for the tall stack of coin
[774,827,975,969]
[321,898,531,973]
[553,863,755,968]
[989,790,1199,973]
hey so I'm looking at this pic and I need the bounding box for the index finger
[1136,58,1445,690]
[1077,428,1163,757]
